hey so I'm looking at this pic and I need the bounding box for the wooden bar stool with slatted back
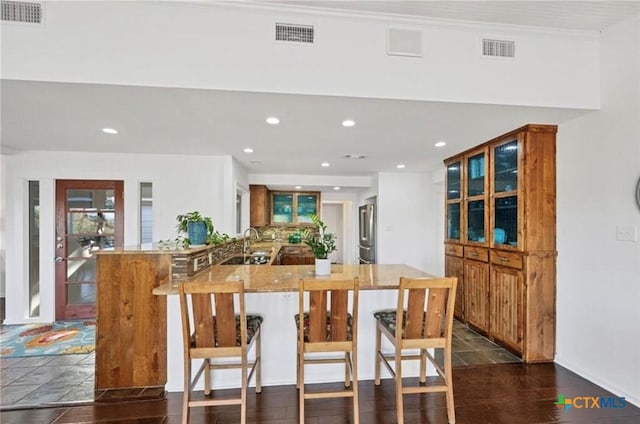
[295,277,360,424]
[373,277,458,424]
[178,280,263,424]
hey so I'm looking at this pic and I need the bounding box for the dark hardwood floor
[1,362,638,424]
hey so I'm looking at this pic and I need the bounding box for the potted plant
[302,214,336,275]
[176,211,212,246]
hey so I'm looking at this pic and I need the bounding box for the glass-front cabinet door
[491,138,521,249]
[466,148,488,244]
[445,158,463,242]
[296,193,318,224]
[271,191,320,225]
[272,193,294,224]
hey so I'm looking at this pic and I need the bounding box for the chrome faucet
[243,227,259,255]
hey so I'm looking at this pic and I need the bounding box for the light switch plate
[616,225,638,242]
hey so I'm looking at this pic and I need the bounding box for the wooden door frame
[55,179,124,320]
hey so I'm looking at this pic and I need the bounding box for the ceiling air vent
[386,28,422,57]
[344,154,367,160]
[1,0,42,24]
[482,38,515,58]
[275,23,314,44]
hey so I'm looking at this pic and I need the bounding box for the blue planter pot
[187,221,207,246]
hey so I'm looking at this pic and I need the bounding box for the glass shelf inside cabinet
[447,161,461,200]
[494,196,518,247]
[467,200,485,243]
[447,203,461,241]
[494,140,518,192]
[467,153,485,196]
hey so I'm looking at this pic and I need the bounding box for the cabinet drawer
[464,246,489,262]
[491,250,523,269]
[282,246,301,254]
[445,244,463,257]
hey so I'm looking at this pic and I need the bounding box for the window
[140,182,153,244]
[28,180,40,317]
[236,192,242,234]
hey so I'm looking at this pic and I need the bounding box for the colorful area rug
[0,320,95,358]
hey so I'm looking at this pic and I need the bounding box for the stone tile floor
[442,320,522,367]
[0,320,520,410]
[0,353,95,409]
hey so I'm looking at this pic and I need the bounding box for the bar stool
[178,280,262,424]
[295,278,360,424]
[373,277,458,424]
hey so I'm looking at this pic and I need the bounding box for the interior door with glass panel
[55,180,124,320]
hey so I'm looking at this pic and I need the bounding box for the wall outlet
[616,225,638,242]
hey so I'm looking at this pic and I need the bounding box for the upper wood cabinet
[250,185,270,227]
[271,191,320,225]
[465,146,489,246]
[445,146,489,246]
[443,124,557,363]
[444,157,463,243]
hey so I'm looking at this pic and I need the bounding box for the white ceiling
[2,1,638,189]
[257,1,640,32]
[0,79,588,176]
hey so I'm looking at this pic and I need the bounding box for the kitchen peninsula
[95,243,433,398]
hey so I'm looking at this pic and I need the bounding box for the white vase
[315,258,331,276]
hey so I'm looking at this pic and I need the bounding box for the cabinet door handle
[470,252,478,257]
[499,257,509,262]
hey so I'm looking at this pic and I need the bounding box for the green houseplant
[176,211,229,247]
[303,214,336,275]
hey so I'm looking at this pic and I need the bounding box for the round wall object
[636,177,640,211]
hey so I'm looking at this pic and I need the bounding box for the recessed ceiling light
[243,147,254,153]
[342,119,355,127]
[321,162,330,167]
[396,164,406,169]
[266,117,280,125]
[333,186,341,190]
[102,128,118,134]
[435,141,446,147]
[295,185,302,189]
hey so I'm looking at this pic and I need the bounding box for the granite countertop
[152,264,433,295]
[94,242,215,255]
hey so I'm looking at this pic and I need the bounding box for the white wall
[321,191,358,265]
[3,151,239,324]
[555,16,640,405]
[0,154,6,298]
[377,172,440,275]
[1,1,599,109]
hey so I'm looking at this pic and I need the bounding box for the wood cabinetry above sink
[250,185,321,227]
[250,185,270,227]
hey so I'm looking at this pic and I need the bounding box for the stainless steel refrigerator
[358,203,376,264]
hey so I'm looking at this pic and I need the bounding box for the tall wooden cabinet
[250,185,270,227]
[444,124,557,362]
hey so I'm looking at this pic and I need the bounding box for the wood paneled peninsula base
[96,247,433,400]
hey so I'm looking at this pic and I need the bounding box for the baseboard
[554,357,639,408]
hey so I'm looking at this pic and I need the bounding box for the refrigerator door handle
[360,207,368,242]
[358,257,372,264]
[358,245,371,251]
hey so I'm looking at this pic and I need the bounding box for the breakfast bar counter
[153,263,431,294]
[156,263,434,393]
[95,247,435,398]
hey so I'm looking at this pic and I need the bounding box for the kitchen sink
[220,255,270,265]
